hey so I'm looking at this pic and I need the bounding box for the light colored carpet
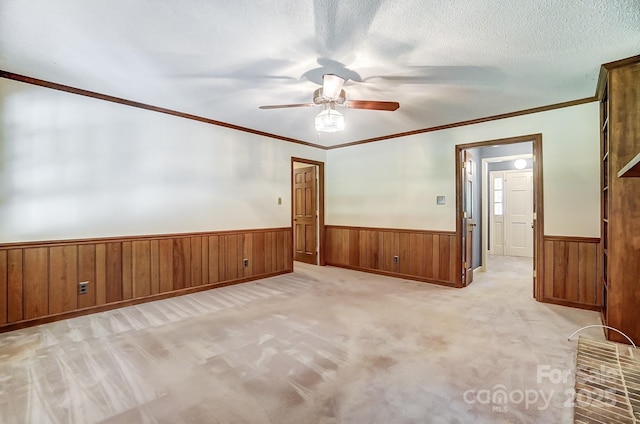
[0,255,604,423]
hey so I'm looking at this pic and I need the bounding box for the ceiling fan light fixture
[322,74,345,100]
[315,107,345,132]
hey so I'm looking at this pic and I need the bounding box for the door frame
[455,134,544,300]
[291,157,326,266]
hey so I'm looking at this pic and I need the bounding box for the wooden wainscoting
[325,226,458,286]
[0,228,292,332]
[542,236,602,310]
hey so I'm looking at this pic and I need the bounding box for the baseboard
[326,263,457,288]
[539,296,601,312]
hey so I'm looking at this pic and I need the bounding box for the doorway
[291,157,325,266]
[456,134,543,300]
[489,169,534,258]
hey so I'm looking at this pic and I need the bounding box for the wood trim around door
[291,157,326,266]
[455,134,544,297]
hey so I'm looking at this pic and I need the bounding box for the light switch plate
[436,196,446,205]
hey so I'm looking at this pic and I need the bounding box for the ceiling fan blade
[346,100,399,111]
[322,74,345,99]
[259,103,316,109]
[362,66,504,85]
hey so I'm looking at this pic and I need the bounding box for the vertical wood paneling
[132,241,151,298]
[449,235,457,283]
[0,251,7,325]
[284,229,293,271]
[438,235,450,281]
[423,234,433,279]
[566,243,579,302]
[122,242,133,300]
[543,237,601,308]
[49,246,77,315]
[370,231,379,269]
[78,244,97,309]
[242,234,253,277]
[339,230,350,266]
[398,233,410,275]
[190,237,203,286]
[24,248,49,319]
[173,238,190,289]
[225,234,239,280]
[276,231,285,271]
[158,239,174,292]
[150,240,160,295]
[264,232,274,274]
[1,228,292,331]
[325,226,457,285]
[323,228,332,264]
[208,236,219,284]
[218,236,228,280]
[330,228,342,265]
[201,236,209,285]
[7,250,23,323]
[408,233,424,277]
[543,240,555,300]
[357,230,366,268]
[252,232,266,276]
[381,231,393,271]
[348,229,359,267]
[432,235,440,279]
[105,242,123,303]
[95,244,107,305]
[552,241,567,299]
[336,228,344,265]
[579,243,597,304]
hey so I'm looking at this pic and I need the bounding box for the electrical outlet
[393,256,399,264]
[243,258,249,268]
[78,281,89,295]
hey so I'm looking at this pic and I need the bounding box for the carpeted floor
[0,256,604,423]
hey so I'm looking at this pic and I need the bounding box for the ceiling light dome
[315,106,344,132]
[514,158,527,169]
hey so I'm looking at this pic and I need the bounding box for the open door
[456,134,543,298]
[462,150,475,286]
[293,165,318,264]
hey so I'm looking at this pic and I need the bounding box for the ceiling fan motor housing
[314,88,346,105]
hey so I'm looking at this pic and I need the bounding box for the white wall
[0,79,325,243]
[326,102,600,238]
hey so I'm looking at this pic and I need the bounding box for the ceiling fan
[259,74,399,132]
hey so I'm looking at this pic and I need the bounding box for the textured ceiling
[1,0,639,147]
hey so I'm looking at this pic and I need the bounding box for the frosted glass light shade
[315,109,345,132]
[514,158,527,169]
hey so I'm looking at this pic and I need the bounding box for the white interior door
[504,170,533,257]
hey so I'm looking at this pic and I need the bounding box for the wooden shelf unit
[599,57,640,345]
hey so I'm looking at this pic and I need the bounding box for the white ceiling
[1,0,639,147]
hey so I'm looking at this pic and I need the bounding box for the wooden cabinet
[599,57,640,344]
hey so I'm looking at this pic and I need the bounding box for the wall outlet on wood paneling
[393,256,399,264]
[78,281,89,295]
[243,259,249,267]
